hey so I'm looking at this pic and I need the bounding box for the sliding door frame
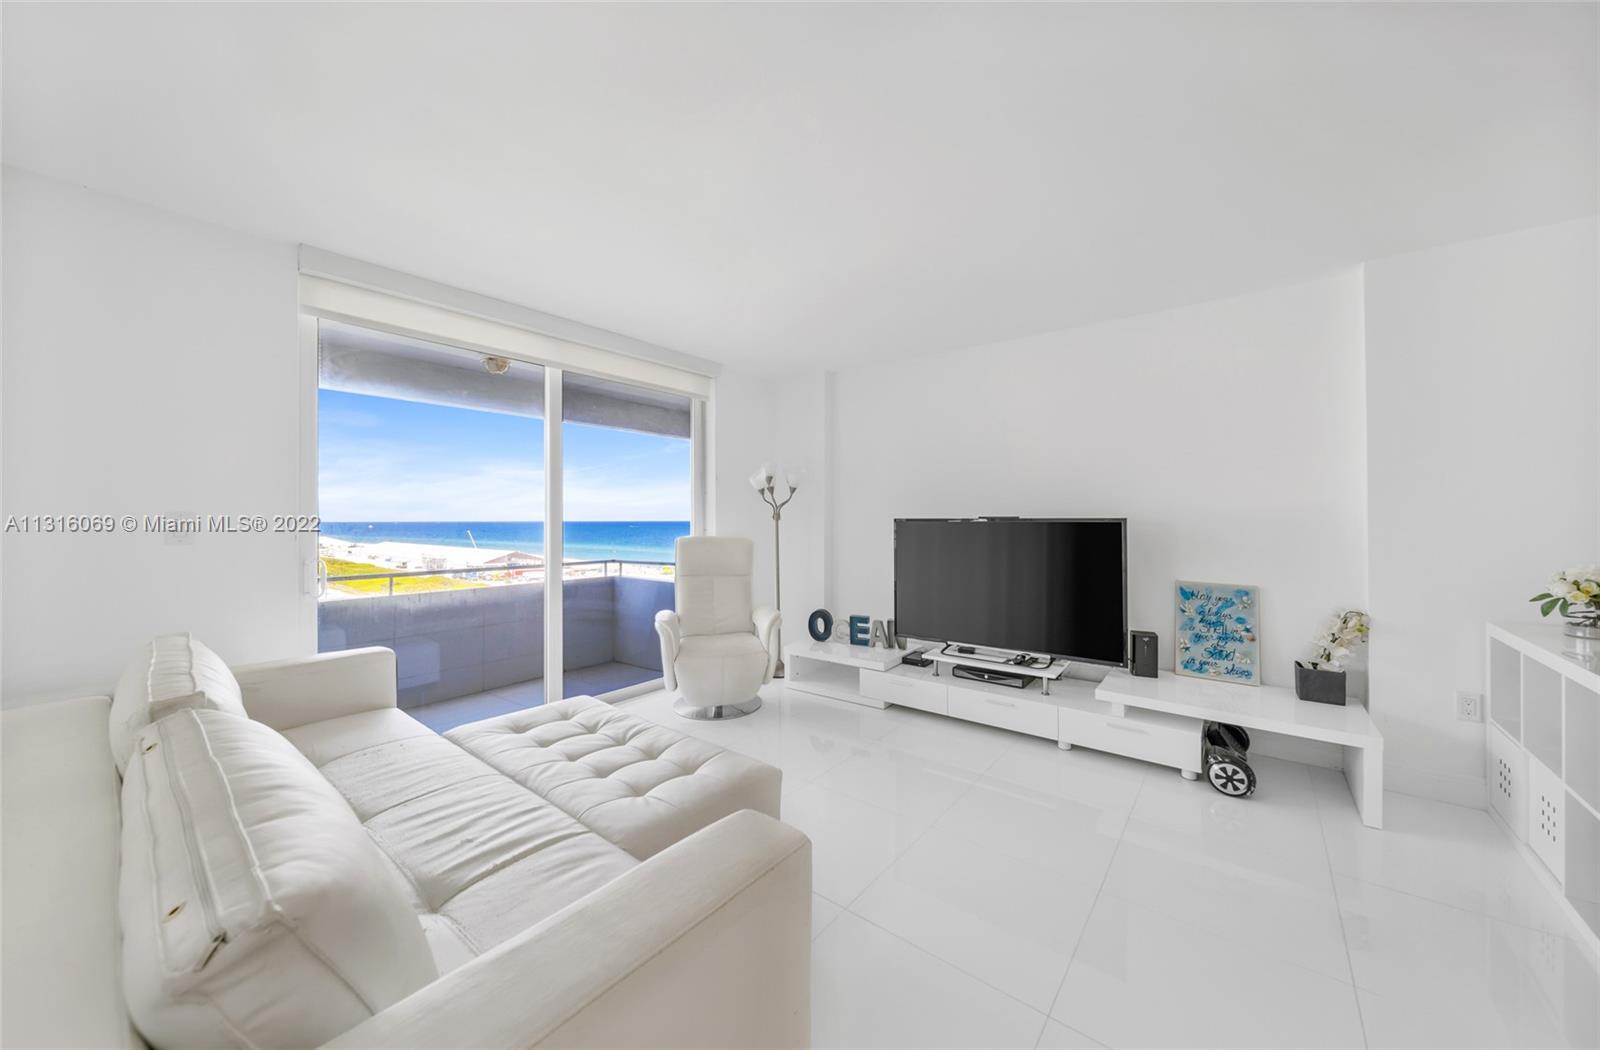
[543,368,564,704]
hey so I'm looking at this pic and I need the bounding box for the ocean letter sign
[807,609,834,642]
[848,615,870,646]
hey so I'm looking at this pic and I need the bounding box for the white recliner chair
[655,536,781,720]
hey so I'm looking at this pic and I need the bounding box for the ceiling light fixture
[483,355,511,375]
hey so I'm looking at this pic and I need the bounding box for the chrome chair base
[673,695,763,721]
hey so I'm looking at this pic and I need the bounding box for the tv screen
[893,518,1127,666]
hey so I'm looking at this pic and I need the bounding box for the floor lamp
[750,463,796,678]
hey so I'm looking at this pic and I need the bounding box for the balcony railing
[322,558,673,597]
[316,560,675,709]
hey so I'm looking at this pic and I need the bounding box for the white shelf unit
[1484,622,1600,946]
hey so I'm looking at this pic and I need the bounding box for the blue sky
[319,389,691,521]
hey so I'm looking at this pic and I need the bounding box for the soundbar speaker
[1130,631,1159,678]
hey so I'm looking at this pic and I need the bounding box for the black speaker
[1130,630,1158,678]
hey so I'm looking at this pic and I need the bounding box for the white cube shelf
[1566,680,1600,815]
[1524,659,1565,777]
[1489,637,1523,741]
[1485,623,1600,946]
[1528,756,1566,880]
[1489,722,1527,841]
[1565,792,1600,947]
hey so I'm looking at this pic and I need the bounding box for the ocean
[320,521,690,563]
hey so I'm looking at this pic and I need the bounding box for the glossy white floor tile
[1337,875,1599,1049]
[782,780,938,905]
[1318,778,1578,936]
[1052,895,1367,1049]
[1036,1019,1109,1048]
[1101,821,1347,980]
[614,682,1595,1050]
[811,740,980,826]
[812,912,1048,1049]
[931,774,1127,885]
[812,893,843,940]
[850,822,1100,1010]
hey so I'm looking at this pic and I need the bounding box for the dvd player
[950,664,1031,689]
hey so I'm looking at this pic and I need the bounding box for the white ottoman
[446,696,782,859]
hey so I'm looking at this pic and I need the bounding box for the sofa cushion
[447,696,783,859]
[109,633,245,774]
[119,708,436,1050]
[282,705,435,766]
[294,724,637,967]
[675,632,771,701]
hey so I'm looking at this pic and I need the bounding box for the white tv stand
[783,640,1385,828]
[785,641,1204,781]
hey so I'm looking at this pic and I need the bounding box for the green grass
[322,556,485,596]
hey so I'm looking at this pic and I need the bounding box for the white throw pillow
[119,708,436,1050]
[108,633,245,774]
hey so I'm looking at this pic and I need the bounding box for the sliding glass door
[315,320,548,719]
[313,318,700,724]
[559,372,693,699]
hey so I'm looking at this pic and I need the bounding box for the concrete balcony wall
[318,575,674,708]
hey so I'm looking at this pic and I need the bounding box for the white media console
[784,640,1385,828]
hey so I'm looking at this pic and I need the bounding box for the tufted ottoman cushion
[446,696,782,859]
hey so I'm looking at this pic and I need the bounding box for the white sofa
[1,645,810,1049]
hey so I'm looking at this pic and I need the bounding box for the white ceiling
[5,3,1596,372]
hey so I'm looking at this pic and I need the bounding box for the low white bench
[1095,669,1385,829]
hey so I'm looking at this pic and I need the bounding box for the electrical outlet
[1457,692,1482,722]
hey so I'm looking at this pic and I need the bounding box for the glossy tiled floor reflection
[405,661,659,732]
[617,682,1600,1050]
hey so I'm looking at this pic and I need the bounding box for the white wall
[0,168,771,705]
[2,168,309,702]
[829,271,1371,702]
[709,368,780,610]
[1364,217,1599,806]
[774,374,832,642]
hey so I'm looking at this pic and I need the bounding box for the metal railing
[322,558,673,597]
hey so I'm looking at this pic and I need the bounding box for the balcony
[317,560,672,730]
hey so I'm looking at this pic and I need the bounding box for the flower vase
[1294,661,1348,706]
[1564,618,1600,667]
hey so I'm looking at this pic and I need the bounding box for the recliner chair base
[673,695,763,721]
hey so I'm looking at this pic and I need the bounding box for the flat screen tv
[893,518,1127,666]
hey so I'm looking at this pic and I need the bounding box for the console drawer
[860,669,946,714]
[947,684,1056,739]
[1058,701,1202,774]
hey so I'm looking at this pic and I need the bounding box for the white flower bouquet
[1294,609,1370,705]
[1305,609,1371,672]
[1530,567,1600,629]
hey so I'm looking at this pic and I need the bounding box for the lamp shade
[749,463,775,491]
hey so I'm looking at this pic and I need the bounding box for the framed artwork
[1175,581,1260,685]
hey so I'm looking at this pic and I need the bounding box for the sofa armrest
[233,647,397,731]
[753,606,781,683]
[323,810,811,1050]
[654,610,682,692]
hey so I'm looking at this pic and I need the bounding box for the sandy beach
[319,536,542,571]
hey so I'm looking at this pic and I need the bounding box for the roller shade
[318,319,691,438]
[300,268,712,401]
